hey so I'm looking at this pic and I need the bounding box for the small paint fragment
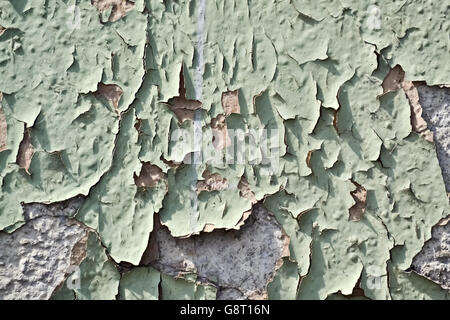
[401,81,433,143]
[382,65,405,93]
[202,224,216,233]
[233,210,252,230]
[306,151,313,168]
[437,215,450,227]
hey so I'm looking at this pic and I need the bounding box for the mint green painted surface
[0,0,448,299]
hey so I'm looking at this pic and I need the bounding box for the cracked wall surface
[0,0,449,300]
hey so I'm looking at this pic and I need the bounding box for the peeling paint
[0,0,449,300]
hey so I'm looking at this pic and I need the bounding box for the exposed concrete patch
[150,205,287,299]
[0,197,87,300]
[415,84,450,192]
[412,217,450,290]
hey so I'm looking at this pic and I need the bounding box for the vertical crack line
[189,0,206,233]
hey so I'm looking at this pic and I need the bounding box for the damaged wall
[0,0,449,300]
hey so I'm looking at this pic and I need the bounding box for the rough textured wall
[0,0,449,300]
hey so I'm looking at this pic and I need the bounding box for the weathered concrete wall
[0,198,86,300]
[0,0,449,300]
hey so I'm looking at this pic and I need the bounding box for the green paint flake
[160,273,217,300]
[0,1,146,229]
[119,267,160,300]
[267,258,300,300]
[159,164,251,237]
[388,246,449,300]
[77,108,166,265]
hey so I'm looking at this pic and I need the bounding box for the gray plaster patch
[416,85,450,191]
[408,85,449,291]
[412,218,450,290]
[0,216,87,300]
[23,196,85,220]
[151,205,287,299]
[0,197,87,300]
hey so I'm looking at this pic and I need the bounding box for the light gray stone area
[416,84,450,192]
[409,85,450,290]
[23,196,85,221]
[150,205,287,299]
[0,197,87,300]
[412,218,449,290]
